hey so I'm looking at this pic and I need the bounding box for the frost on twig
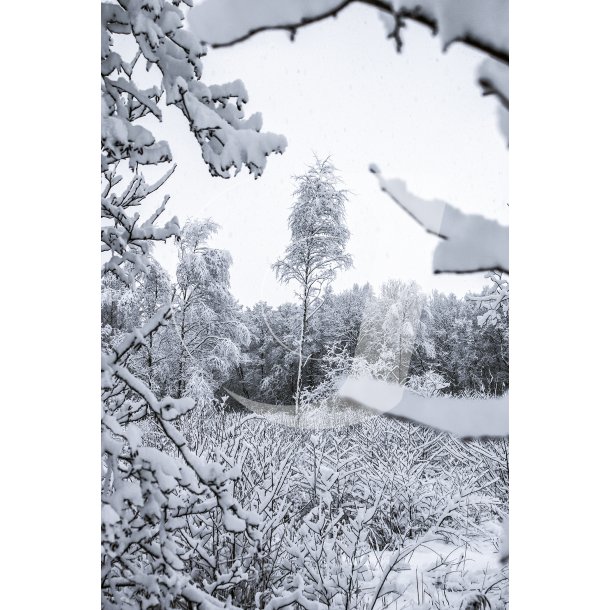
[370,165,508,275]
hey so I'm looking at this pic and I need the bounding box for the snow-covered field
[366,536,507,609]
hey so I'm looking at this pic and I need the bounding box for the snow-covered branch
[102,0,286,177]
[188,0,508,64]
[338,377,508,438]
[370,165,508,274]
[101,169,181,285]
[467,271,509,326]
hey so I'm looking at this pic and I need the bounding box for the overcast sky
[147,3,508,307]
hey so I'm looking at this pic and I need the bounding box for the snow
[189,0,508,61]
[222,509,247,532]
[126,424,142,449]
[370,165,509,274]
[478,57,509,145]
[497,104,509,145]
[499,517,509,563]
[429,0,508,54]
[478,58,509,105]
[188,0,345,45]
[102,503,121,526]
[159,396,196,420]
[338,377,508,438]
[365,536,507,609]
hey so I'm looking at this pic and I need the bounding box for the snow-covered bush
[180,407,509,609]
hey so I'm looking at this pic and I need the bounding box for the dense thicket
[102,254,509,608]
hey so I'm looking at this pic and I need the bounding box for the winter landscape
[101,1,509,609]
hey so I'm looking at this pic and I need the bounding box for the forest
[101,201,508,415]
[101,158,509,609]
[101,1,509,609]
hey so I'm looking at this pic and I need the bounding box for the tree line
[102,213,508,421]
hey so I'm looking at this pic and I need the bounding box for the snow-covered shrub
[101,313,263,609]
[169,404,508,609]
[408,371,451,397]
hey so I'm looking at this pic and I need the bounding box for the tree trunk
[177,311,187,398]
[294,291,309,416]
[238,364,250,399]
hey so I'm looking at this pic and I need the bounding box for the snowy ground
[367,527,508,609]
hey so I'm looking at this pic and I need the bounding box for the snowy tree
[132,261,174,392]
[319,284,373,358]
[231,301,301,403]
[102,260,174,394]
[166,219,250,442]
[101,268,138,342]
[370,280,429,385]
[273,158,352,412]
[233,283,508,412]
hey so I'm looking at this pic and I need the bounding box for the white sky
[146,3,508,306]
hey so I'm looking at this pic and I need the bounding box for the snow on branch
[188,0,508,63]
[370,165,508,274]
[102,0,286,178]
[187,1,509,148]
[338,377,508,438]
[478,58,508,109]
[478,57,509,143]
[101,167,182,285]
[467,271,509,326]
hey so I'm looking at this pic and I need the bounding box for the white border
[2,1,608,607]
